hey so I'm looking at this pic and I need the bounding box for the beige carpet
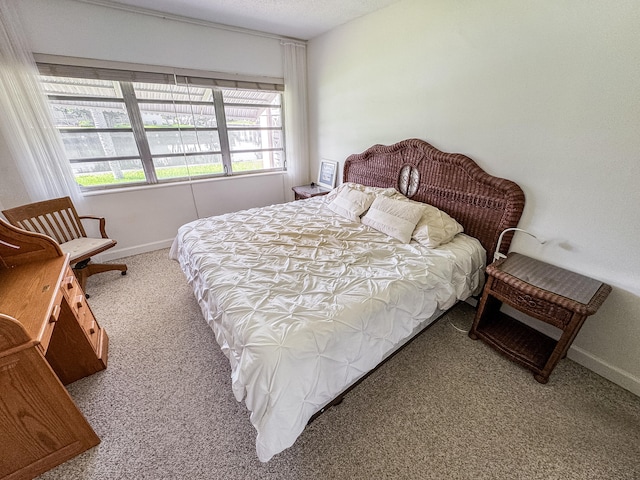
[39,249,640,479]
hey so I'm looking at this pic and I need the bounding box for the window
[38,64,285,190]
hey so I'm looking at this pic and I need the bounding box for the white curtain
[0,0,81,204]
[281,41,310,201]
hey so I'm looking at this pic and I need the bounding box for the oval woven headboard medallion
[398,164,420,197]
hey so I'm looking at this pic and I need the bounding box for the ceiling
[94,0,402,40]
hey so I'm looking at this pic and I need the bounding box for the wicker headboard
[343,138,525,262]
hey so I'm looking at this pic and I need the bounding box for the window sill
[81,170,287,197]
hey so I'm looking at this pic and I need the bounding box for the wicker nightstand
[469,253,611,383]
[292,184,331,200]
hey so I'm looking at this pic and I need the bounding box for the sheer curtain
[281,41,310,201]
[0,0,81,204]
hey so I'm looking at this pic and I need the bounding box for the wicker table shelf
[469,253,611,383]
[292,184,331,200]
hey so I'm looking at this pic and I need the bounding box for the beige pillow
[326,182,397,203]
[361,196,424,243]
[327,186,375,222]
[411,203,464,247]
[390,193,464,247]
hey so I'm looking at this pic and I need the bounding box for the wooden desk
[0,220,108,480]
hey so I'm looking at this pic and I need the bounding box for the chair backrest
[2,197,87,244]
[0,218,63,268]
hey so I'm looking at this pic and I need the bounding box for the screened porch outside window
[39,67,285,190]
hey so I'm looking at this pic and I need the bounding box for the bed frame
[343,138,526,263]
[309,138,525,422]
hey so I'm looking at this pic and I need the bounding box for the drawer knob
[65,276,75,289]
[74,295,84,309]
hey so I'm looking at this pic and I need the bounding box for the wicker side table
[469,253,611,383]
[292,184,331,200]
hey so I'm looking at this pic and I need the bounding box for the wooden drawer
[491,279,573,329]
[75,294,100,351]
[71,291,86,316]
[59,267,100,351]
[39,288,64,353]
[82,313,100,351]
[61,268,80,302]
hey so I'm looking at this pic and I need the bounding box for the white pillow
[412,203,464,247]
[326,182,397,203]
[390,193,464,247]
[361,196,424,243]
[327,186,375,222]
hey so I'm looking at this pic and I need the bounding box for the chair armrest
[79,215,108,238]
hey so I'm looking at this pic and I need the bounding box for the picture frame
[317,160,338,190]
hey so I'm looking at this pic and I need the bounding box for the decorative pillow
[361,196,424,243]
[325,182,397,203]
[412,203,464,247]
[390,193,464,247]
[327,186,375,222]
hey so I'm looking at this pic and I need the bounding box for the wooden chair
[2,196,127,294]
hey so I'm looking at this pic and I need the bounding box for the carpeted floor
[38,249,640,479]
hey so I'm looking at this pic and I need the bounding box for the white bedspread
[169,196,486,461]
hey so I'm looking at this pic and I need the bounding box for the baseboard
[94,239,174,262]
[568,346,640,397]
[469,301,640,397]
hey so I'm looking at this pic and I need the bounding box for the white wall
[308,0,640,394]
[0,0,287,257]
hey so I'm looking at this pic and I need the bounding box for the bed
[169,138,525,461]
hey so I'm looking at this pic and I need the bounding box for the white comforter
[169,196,485,461]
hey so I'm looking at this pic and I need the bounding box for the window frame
[37,59,286,191]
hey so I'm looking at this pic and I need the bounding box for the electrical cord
[448,320,469,333]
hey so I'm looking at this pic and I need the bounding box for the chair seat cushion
[60,237,115,262]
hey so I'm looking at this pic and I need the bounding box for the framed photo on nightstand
[317,160,338,189]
